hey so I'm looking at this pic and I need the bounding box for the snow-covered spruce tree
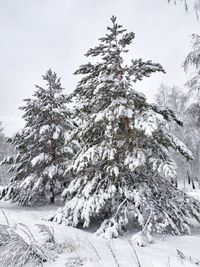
[0,122,14,185]
[0,69,75,206]
[52,17,200,238]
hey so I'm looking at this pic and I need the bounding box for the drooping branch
[168,0,200,17]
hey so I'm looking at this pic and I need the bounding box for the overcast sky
[0,0,199,136]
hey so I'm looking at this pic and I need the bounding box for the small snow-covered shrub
[0,223,47,267]
[35,223,66,255]
[0,220,65,267]
[36,223,55,243]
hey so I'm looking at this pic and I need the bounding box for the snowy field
[0,191,200,267]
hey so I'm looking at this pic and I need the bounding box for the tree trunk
[50,138,56,204]
[51,138,56,163]
[124,117,130,130]
[50,183,55,204]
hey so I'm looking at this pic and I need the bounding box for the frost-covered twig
[17,223,36,242]
[89,242,101,261]
[0,218,65,267]
[151,198,181,235]
[141,209,152,234]
[106,242,120,267]
[35,224,55,243]
[128,240,142,267]
[113,199,127,219]
[0,224,47,267]
[1,210,9,226]
[177,249,200,265]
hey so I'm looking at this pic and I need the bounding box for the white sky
[0,0,199,136]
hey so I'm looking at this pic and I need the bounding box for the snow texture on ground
[0,192,200,267]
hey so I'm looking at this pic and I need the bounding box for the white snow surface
[0,191,200,267]
[31,153,49,166]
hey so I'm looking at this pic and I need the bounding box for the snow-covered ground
[188,189,200,202]
[1,193,200,267]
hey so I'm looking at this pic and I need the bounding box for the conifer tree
[52,17,200,239]
[1,70,74,206]
[0,122,14,185]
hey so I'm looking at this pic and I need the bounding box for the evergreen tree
[52,17,200,239]
[0,122,14,185]
[1,70,74,206]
